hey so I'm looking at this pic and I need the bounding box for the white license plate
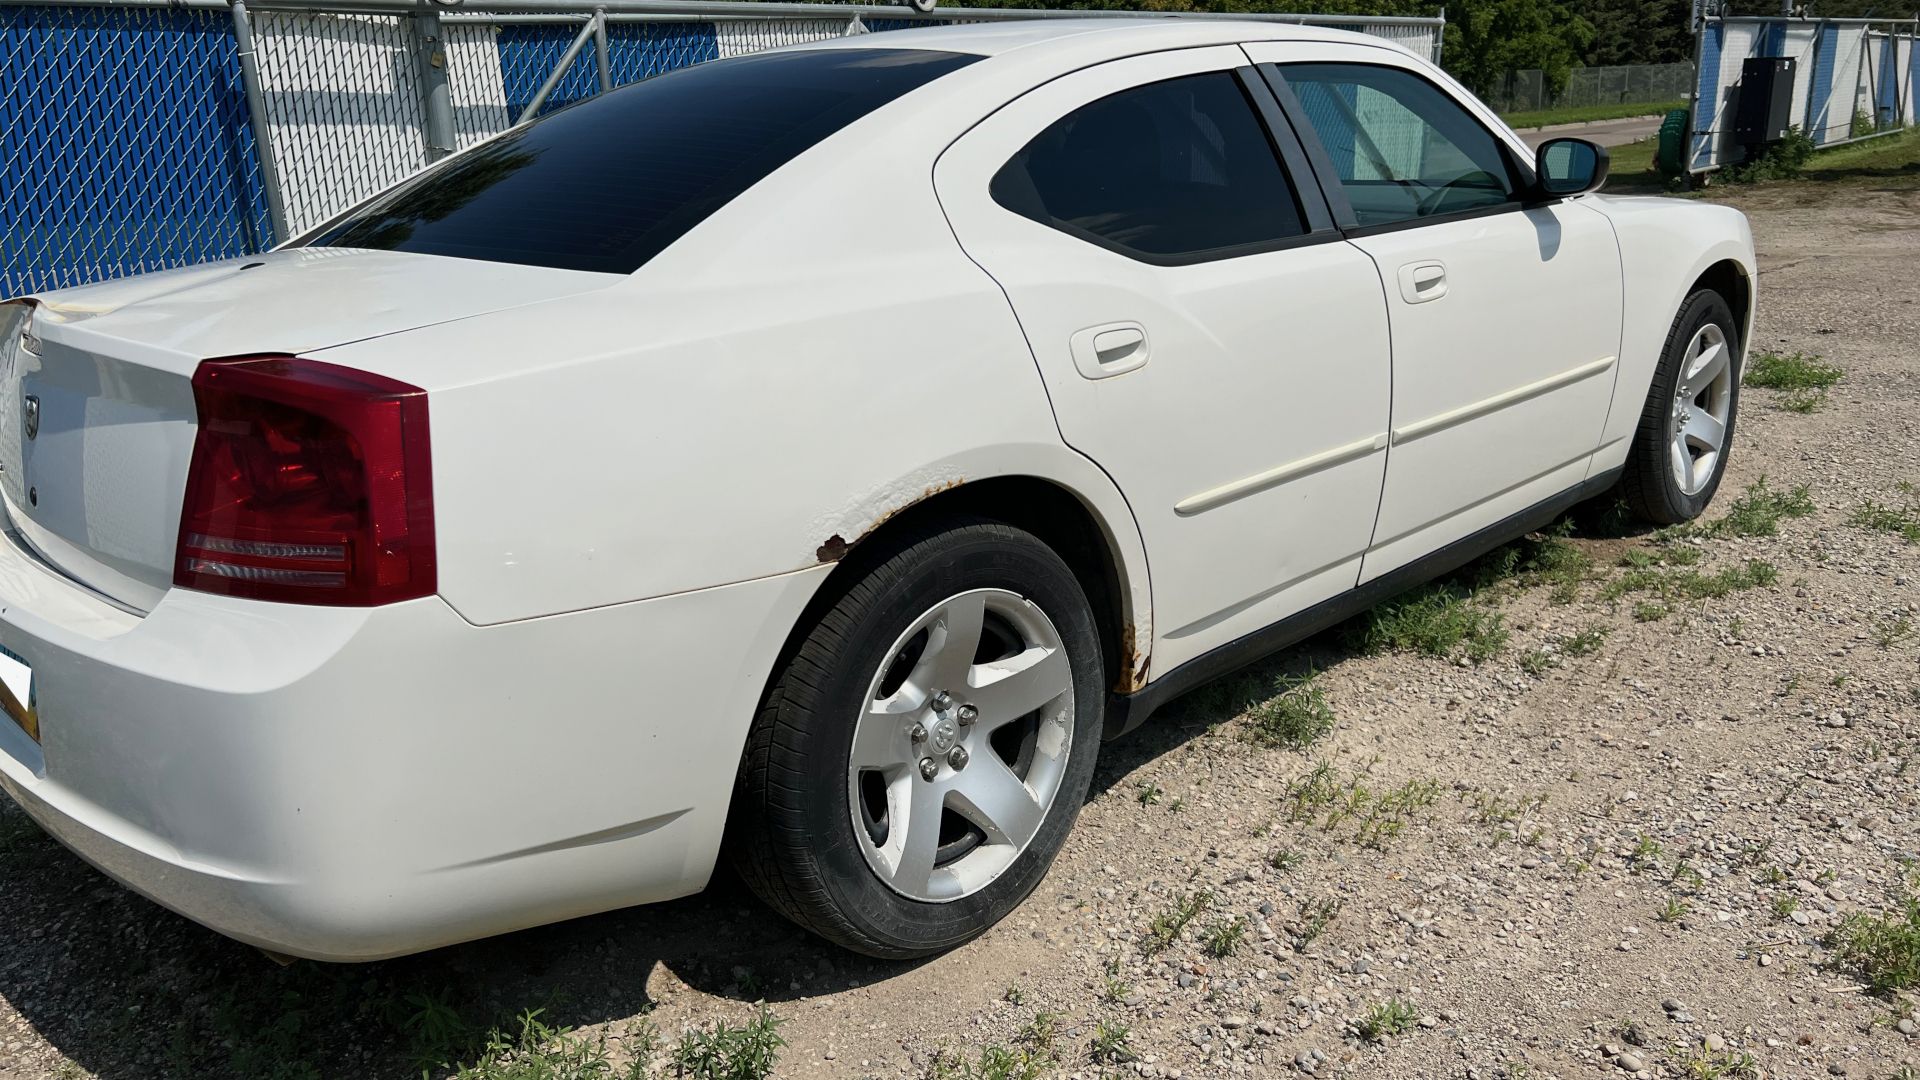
[0,644,36,742]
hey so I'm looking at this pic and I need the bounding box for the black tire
[727,518,1105,958]
[1618,288,1742,525]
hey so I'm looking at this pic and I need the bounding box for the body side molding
[1173,433,1389,516]
[1392,355,1616,445]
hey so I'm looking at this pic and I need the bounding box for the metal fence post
[413,9,457,161]
[593,6,611,93]
[515,12,600,123]
[229,0,289,244]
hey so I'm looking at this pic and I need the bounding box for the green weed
[1851,482,1920,543]
[1201,916,1248,959]
[1826,889,1920,996]
[1142,890,1212,955]
[667,1009,784,1080]
[1746,350,1842,392]
[1354,999,1419,1041]
[1242,670,1335,750]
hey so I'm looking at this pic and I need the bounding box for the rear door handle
[1397,261,1448,304]
[1069,322,1149,380]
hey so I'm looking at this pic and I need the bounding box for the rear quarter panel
[309,99,1152,635]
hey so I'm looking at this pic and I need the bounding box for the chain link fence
[1484,62,1693,115]
[0,0,1443,298]
[1,3,274,295]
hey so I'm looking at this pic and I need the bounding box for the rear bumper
[0,533,826,960]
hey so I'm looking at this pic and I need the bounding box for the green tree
[1440,0,1592,97]
[1571,0,1690,66]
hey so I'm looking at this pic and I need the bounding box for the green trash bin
[1655,107,1690,178]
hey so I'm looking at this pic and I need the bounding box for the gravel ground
[2,176,1918,1080]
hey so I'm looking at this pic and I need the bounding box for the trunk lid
[3,249,619,612]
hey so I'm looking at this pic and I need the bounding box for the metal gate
[1689,14,1918,174]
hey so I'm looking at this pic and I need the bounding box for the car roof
[792,17,1415,61]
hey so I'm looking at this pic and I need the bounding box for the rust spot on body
[1116,623,1148,693]
[814,479,966,564]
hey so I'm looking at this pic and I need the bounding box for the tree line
[955,0,1920,97]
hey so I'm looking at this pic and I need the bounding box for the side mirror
[1534,137,1611,197]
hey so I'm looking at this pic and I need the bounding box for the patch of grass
[1268,848,1304,872]
[1135,781,1162,807]
[1283,762,1443,850]
[1790,126,1920,180]
[449,1010,639,1080]
[1001,984,1025,1006]
[1242,670,1335,750]
[1461,791,1546,828]
[1561,625,1609,657]
[1354,999,1419,1041]
[1142,889,1212,955]
[1600,559,1778,603]
[1656,895,1690,923]
[972,1045,1048,1080]
[1353,585,1508,662]
[1519,648,1555,676]
[1772,894,1800,919]
[1088,1019,1136,1065]
[1825,889,1920,997]
[1100,972,1132,1004]
[1664,477,1815,540]
[1851,482,1920,543]
[668,1009,784,1080]
[1201,916,1248,959]
[1633,601,1671,622]
[928,1043,1049,1080]
[1746,350,1843,392]
[1682,1046,1762,1080]
[1500,99,1684,130]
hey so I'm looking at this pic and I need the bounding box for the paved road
[1516,113,1666,148]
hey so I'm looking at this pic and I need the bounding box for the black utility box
[1734,56,1797,144]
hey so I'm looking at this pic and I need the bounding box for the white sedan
[0,19,1753,961]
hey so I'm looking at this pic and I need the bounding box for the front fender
[1584,195,1757,465]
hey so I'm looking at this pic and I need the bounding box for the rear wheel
[1618,288,1742,524]
[728,519,1104,958]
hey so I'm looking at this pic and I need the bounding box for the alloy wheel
[846,588,1074,903]
[1668,322,1734,497]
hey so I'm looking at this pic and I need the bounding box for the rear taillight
[174,355,435,606]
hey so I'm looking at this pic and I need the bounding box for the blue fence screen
[1,5,273,296]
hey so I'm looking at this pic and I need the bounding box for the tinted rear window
[305,48,978,274]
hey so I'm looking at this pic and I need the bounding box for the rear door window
[990,72,1310,262]
[306,49,978,274]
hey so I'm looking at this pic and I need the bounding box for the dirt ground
[3,173,1919,1080]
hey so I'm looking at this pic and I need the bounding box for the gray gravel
[1,178,1917,1080]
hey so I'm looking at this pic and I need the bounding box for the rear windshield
[304,48,978,274]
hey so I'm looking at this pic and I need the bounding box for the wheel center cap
[928,716,959,754]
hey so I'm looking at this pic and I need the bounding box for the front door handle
[1070,322,1149,380]
[1398,261,1448,304]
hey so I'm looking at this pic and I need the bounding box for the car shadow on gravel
[0,807,933,1078]
[0,516,1655,1078]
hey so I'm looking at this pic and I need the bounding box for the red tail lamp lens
[174,355,435,606]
